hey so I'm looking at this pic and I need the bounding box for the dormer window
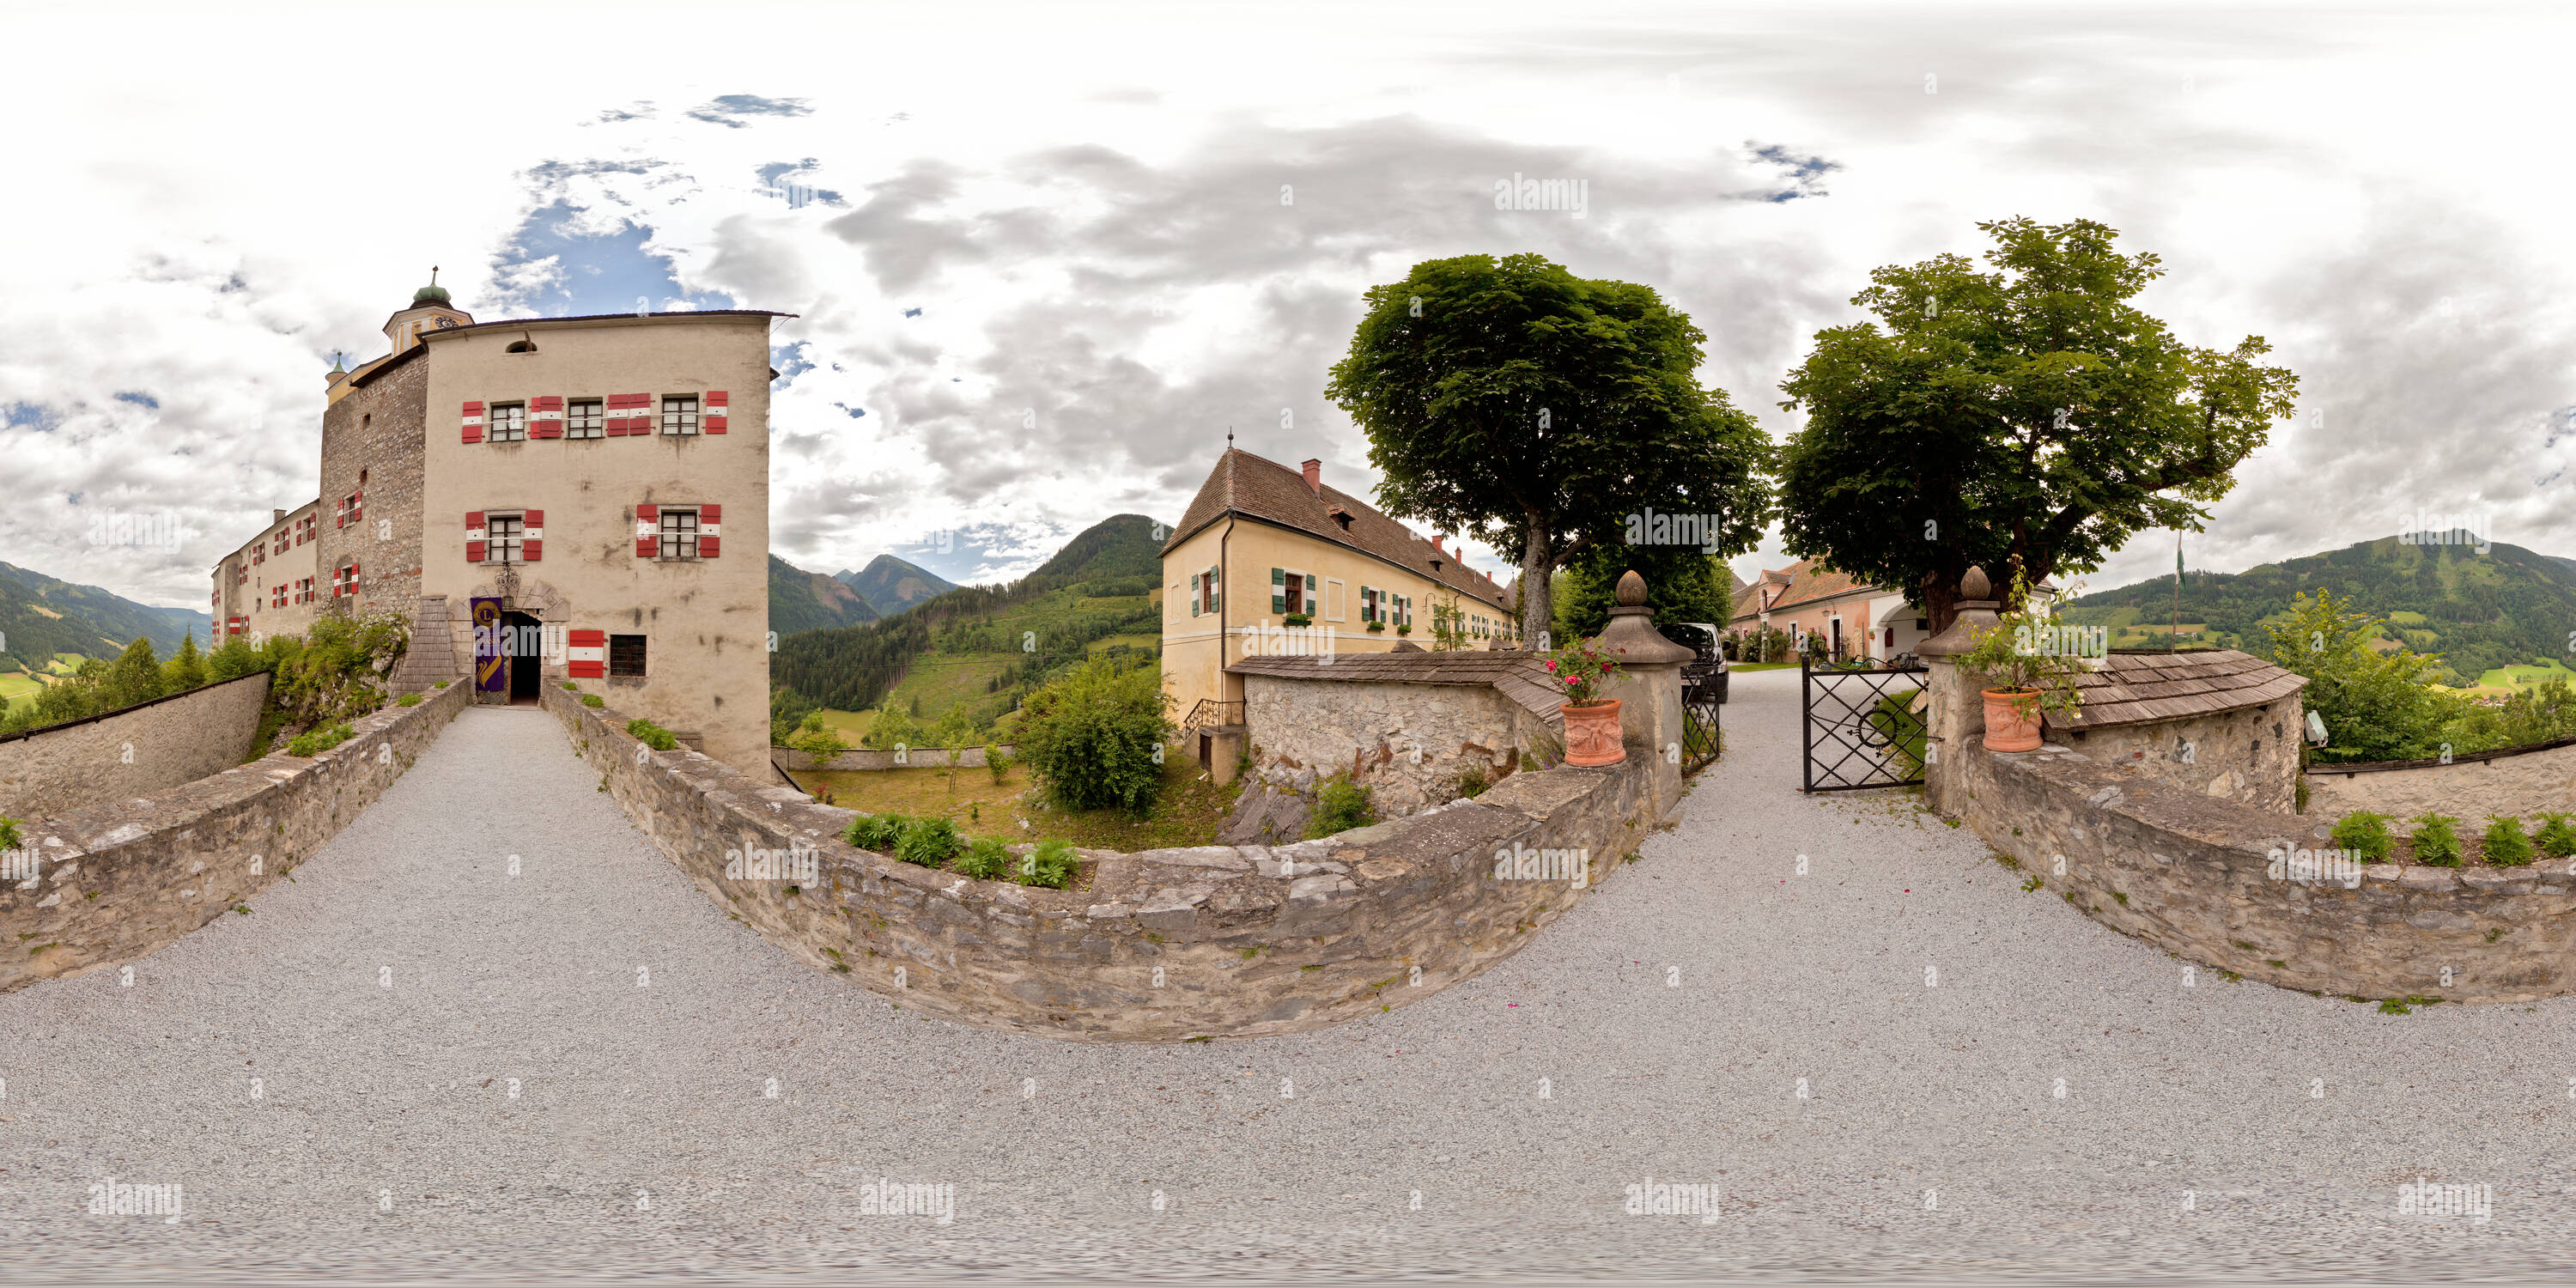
[1328,507,1354,532]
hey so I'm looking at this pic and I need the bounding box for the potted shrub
[1542,637,1625,766]
[1366,619,1386,633]
[1957,570,2087,751]
[1283,612,1313,628]
[1396,623,1412,636]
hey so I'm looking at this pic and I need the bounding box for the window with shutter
[609,635,647,677]
[567,399,603,439]
[568,629,606,678]
[489,403,526,442]
[661,396,699,436]
[657,509,699,560]
[531,396,564,439]
[1271,567,1285,614]
[485,514,522,564]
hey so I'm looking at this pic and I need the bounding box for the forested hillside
[0,560,211,672]
[2058,536,2576,683]
[773,514,1166,728]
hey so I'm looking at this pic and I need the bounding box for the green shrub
[1304,772,1376,839]
[0,816,21,851]
[1456,762,1491,799]
[625,719,678,751]
[2267,590,2460,762]
[1018,837,1078,889]
[434,680,450,689]
[786,713,850,760]
[2407,812,2463,866]
[1014,655,1171,813]
[580,694,605,708]
[562,681,580,691]
[895,817,962,869]
[2535,811,2576,860]
[842,813,906,852]
[2328,811,2396,863]
[397,693,422,708]
[983,744,1014,783]
[2483,815,2534,866]
[953,837,1013,881]
[286,724,355,758]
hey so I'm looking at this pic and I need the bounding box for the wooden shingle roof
[1229,653,1564,729]
[2045,649,2308,732]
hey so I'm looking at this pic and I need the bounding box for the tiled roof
[1728,558,1892,622]
[2046,649,2309,732]
[1162,449,1514,611]
[1229,653,1564,728]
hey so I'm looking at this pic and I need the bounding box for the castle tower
[383,267,473,356]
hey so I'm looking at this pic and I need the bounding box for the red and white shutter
[349,562,360,594]
[635,502,659,557]
[461,400,485,445]
[609,393,650,435]
[568,629,606,678]
[522,509,544,562]
[531,396,564,439]
[465,511,486,563]
[698,503,721,557]
[703,390,729,434]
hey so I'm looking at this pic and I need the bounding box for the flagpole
[2172,536,2182,652]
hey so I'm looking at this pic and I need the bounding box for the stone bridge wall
[548,682,1674,1041]
[1241,675,1555,818]
[2302,738,2576,822]
[0,679,471,993]
[0,671,273,820]
[1956,736,2576,1003]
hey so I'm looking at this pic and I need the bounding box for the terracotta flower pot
[1560,699,1625,766]
[1982,688,2043,752]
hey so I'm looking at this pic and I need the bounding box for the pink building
[1728,560,1931,662]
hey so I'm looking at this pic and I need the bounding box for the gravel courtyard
[5,674,2575,1283]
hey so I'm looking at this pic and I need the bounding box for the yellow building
[1158,449,1519,763]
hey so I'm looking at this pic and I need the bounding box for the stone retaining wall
[0,671,274,820]
[1240,676,1556,818]
[1957,736,2576,1003]
[778,744,1018,772]
[548,683,1672,1041]
[0,680,471,993]
[2302,738,2576,822]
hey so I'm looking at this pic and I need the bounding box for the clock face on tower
[434,316,458,329]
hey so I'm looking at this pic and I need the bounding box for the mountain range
[773,514,1165,721]
[835,556,958,617]
[0,562,211,672]
[2059,534,2576,684]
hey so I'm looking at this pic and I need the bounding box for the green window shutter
[1189,573,1200,617]
[1271,567,1285,615]
[1207,566,1220,613]
[1304,579,1316,615]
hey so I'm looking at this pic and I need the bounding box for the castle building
[210,274,785,771]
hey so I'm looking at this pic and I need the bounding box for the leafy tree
[862,704,923,752]
[1553,547,1731,641]
[206,635,262,682]
[164,633,208,693]
[1014,654,1170,814]
[1777,216,2298,632]
[1327,252,1771,645]
[785,712,849,759]
[2264,590,2458,762]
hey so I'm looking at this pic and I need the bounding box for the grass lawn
[788,753,1237,852]
[1729,661,1800,671]
[809,708,877,741]
[2472,659,2576,692]
[0,670,42,715]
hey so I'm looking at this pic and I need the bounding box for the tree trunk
[1518,521,1552,651]
[1923,572,1960,638]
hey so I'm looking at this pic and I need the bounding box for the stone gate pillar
[1592,570,1696,818]
[1914,566,2001,818]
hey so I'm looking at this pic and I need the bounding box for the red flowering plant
[1542,637,1624,707]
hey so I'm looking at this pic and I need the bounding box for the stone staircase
[386,594,461,694]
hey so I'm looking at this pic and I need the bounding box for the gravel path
[5,685,2576,1283]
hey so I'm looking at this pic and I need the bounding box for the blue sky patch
[773,341,815,387]
[5,402,61,431]
[689,95,813,129]
[113,391,161,410]
[491,198,738,316]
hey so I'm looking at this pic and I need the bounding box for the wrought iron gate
[1680,671,1722,774]
[1801,659,1929,792]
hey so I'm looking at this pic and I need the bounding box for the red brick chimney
[1301,459,1321,494]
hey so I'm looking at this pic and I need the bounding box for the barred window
[489,403,527,442]
[485,514,523,564]
[567,399,604,439]
[661,395,699,436]
[610,635,647,677]
[658,508,699,560]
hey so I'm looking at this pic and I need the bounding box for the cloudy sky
[4,0,2572,611]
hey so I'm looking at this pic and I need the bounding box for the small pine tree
[165,632,208,692]
[106,637,167,709]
